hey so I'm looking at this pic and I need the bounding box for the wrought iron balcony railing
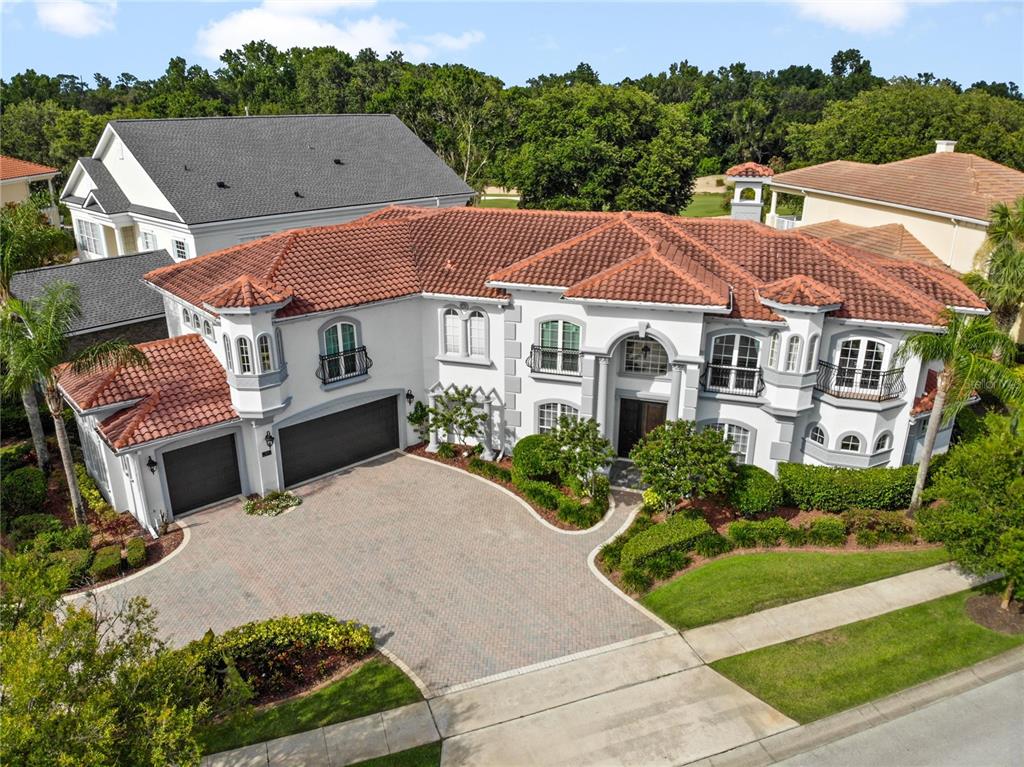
[815,360,905,401]
[525,345,582,377]
[317,346,372,384]
[700,363,764,396]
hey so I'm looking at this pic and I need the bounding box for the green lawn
[478,197,520,209]
[352,743,442,767]
[200,657,423,755]
[711,589,1024,723]
[642,549,951,630]
[680,192,728,218]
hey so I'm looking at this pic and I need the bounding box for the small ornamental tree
[629,420,736,509]
[543,416,614,498]
[427,386,488,457]
[917,413,1024,610]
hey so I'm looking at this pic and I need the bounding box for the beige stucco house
[1,155,60,224]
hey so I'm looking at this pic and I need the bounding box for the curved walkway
[90,452,658,693]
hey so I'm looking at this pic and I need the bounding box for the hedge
[50,548,94,581]
[1,442,34,475]
[2,465,47,518]
[125,537,147,568]
[467,456,512,483]
[807,515,847,546]
[31,523,91,553]
[10,513,61,545]
[89,544,122,581]
[74,463,114,516]
[843,508,914,547]
[621,514,714,570]
[728,465,783,518]
[777,463,916,512]
[511,434,554,479]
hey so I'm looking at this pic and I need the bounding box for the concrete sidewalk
[682,563,988,663]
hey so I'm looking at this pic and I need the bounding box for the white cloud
[195,1,483,63]
[35,0,116,37]
[790,1,909,33]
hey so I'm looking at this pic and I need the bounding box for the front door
[617,399,667,457]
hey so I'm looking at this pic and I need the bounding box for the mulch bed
[405,443,586,531]
[65,524,184,595]
[966,594,1024,635]
[247,650,374,710]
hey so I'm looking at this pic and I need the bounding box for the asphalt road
[778,671,1024,767]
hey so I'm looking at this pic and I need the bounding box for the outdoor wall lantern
[405,389,415,405]
[146,457,158,474]
[264,431,275,450]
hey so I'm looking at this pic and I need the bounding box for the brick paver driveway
[90,453,659,694]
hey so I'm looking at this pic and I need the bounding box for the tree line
[2,44,1023,213]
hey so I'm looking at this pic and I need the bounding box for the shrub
[74,463,114,516]
[752,517,790,547]
[727,519,757,548]
[243,490,302,517]
[777,463,916,512]
[783,524,808,547]
[641,488,662,513]
[467,456,512,483]
[843,508,915,545]
[49,548,94,581]
[2,466,47,518]
[10,514,61,546]
[620,567,653,594]
[600,515,656,571]
[436,442,456,459]
[642,550,691,579]
[542,416,614,496]
[807,516,847,547]
[629,420,736,507]
[620,514,714,570]
[512,434,555,479]
[728,465,783,518]
[0,442,34,475]
[125,537,147,569]
[557,474,610,528]
[512,472,563,510]
[88,544,122,581]
[693,532,733,558]
[857,529,881,548]
[31,524,91,553]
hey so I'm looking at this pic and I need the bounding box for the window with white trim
[75,219,103,255]
[468,311,487,357]
[711,423,751,464]
[623,336,669,376]
[806,334,820,372]
[323,321,359,379]
[538,319,581,374]
[442,309,461,355]
[839,434,862,453]
[808,424,825,445]
[139,230,156,251]
[257,334,274,372]
[237,337,253,374]
[784,336,802,372]
[172,239,189,261]
[768,331,781,368]
[537,402,578,433]
[874,433,892,452]
[223,335,233,372]
[835,338,887,390]
[439,307,489,359]
[203,319,213,338]
[181,307,191,329]
[709,333,760,391]
[191,312,200,329]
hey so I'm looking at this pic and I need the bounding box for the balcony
[317,346,372,384]
[700,363,764,397]
[815,360,905,402]
[525,345,582,377]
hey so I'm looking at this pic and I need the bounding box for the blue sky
[2,1,1022,87]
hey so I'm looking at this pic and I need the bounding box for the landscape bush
[807,516,848,547]
[10,514,62,546]
[782,524,808,547]
[512,473,563,510]
[125,537,147,568]
[554,474,610,528]
[620,514,714,570]
[843,508,915,547]
[600,515,655,571]
[620,567,653,594]
[777,463,916,512]
[49,548,94,581]
[2,465,47,518]
[642,550,691,580]
[751,516,790,547]
[0,442,34,475]
[728,465,783,518]
[693,532,733,558]
[467,456,512,483]
[88,544,122,581]
[243,490,302,517]
[31,523,91,553]
[511,434,555,479]
[74,463,114,516]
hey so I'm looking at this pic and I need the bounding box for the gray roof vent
[216,181,230,189]
[294,191,304,198]
[333,158,344,165]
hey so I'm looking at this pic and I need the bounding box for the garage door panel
[280,396,398,487]
[163,434,242,515]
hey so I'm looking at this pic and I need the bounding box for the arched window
[223,335,233,372]
[182,307,191,328]
[768,331,781,368]
[709,334,760,392]
[539,319,581,374]
[623,335,669,376]
[257,334,274,373]
[784,336,802,372]
[805,334,820,372]
[874,433,893,452]
[711,423,751,464]
[442,308,461,355]
[537,402,579,433]
[192,312,200,329]
[237,337,253,374]
[468,311,487,357]
[839,434,862,453]
[203,320,213,339]
[323,321,358,379]
[808,424,826,445]
[836,339,887,390]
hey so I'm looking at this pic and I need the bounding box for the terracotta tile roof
[726,162,774,178]
[772,153,1024,222]
[912,370,940,415]
[798,220,943,267]
[58,335,237,449]
[201,274,294,309]
[758,275,842,306]
[0,155,58,181]
[146,207,986,327]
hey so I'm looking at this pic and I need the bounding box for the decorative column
[426,392,439,452]
[480,397,495,460]
[595,356,610,437]
[667,362,684,420]
[681,363,701,421]
[770,190,778,216]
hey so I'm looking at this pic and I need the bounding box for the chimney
[935,140,957,153]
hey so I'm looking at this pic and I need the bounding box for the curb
[683,646,1024,766]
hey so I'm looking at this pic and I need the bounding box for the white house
[59,114,475,262]
[59,206,988,535]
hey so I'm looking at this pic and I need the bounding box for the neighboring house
[59,114,475,261]
[1,155,60,224]
[59,207,986,535]
[766,141,1024,274]
[10,250,173,356]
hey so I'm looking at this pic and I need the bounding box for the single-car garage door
[280,396,399,487]
[163,434,242,515]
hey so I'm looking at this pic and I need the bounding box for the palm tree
[899,311,1022,512]
[964,198,1024,333]
[1,282,148,526]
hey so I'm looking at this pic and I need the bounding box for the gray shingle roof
[10,250,172,335]
[106,115,474,225]
[77,157,130,214]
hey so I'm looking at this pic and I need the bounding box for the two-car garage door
[279,396,399,487]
